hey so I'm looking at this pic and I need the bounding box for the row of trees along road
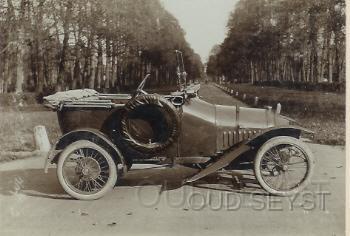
[207,0,345,89]
[0,0,204,94]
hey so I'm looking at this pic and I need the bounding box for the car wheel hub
[77,157,101,181]
[282,164,289,171]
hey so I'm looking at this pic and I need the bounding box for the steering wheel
[134,74,150,97]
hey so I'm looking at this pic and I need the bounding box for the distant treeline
[207,0,345,89]
[0,0,204,94]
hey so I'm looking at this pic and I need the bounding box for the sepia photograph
[0,0,347,235]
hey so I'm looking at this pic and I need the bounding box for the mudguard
[44,128,127,173]
[186,126,313,183]
[246,126,314,147]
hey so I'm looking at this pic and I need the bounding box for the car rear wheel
[57,140,117,200]
[254,136,314,196]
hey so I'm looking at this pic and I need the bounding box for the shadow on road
[0,168,69,199]
[0,165,267,200]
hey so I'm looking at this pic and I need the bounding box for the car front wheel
[254,136,314,196]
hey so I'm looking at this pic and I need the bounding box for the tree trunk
[36,45,45,93]
[111,42,117,90]
[57,1,73,91]
[328,53,333,83]
[96,37,103,90]
[15,0,30,93]
[73,50,81,89]
[250,61,254,84]
[15,34,25,93]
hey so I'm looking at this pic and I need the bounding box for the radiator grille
[220,129,263,150]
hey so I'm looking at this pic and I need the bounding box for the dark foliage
[207,0,345,90]
[0,0,204,94]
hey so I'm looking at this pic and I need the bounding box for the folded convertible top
[43,89,131,110]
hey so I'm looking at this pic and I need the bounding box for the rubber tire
[254,136,314,196]
[121,94,180,154]
[57,140,117,200]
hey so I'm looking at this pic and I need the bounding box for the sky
[161,0,238,63]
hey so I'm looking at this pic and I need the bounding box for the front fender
[44,129,127,173]
[246,126,314,148]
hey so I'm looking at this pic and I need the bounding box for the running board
[185,144,251,183]
[132,156,211,165]
[174,156,211,164]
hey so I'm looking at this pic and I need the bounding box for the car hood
[215,103,290,130]
[184,97,291,129]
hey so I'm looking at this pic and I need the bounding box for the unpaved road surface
[0,84,345,236]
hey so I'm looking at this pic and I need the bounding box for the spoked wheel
[57,140,117,200]
[254,136,314,196]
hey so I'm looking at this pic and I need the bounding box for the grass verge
[220,83,345,146]
[0,109,61,162]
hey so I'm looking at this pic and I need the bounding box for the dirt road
[0,84,345,236]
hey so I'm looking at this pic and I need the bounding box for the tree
[0,0,203,94]
[207,0,345,89]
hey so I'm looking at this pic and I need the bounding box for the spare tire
[121,94,180,154]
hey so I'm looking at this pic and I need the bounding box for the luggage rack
[44,92,132,111]
[58,100,125,110]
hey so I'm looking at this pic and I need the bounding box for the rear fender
[246,126,314,148]
[44,129,127,173]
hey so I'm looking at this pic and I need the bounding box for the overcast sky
[161,0,238,63]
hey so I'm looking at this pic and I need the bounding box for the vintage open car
[44,51,315,200]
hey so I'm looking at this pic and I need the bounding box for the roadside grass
[296,116,344,145]
[222,83,345,146]
[0,109,61,162]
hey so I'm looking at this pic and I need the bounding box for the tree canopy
[207,0,345,88]
[0,0,204,93]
